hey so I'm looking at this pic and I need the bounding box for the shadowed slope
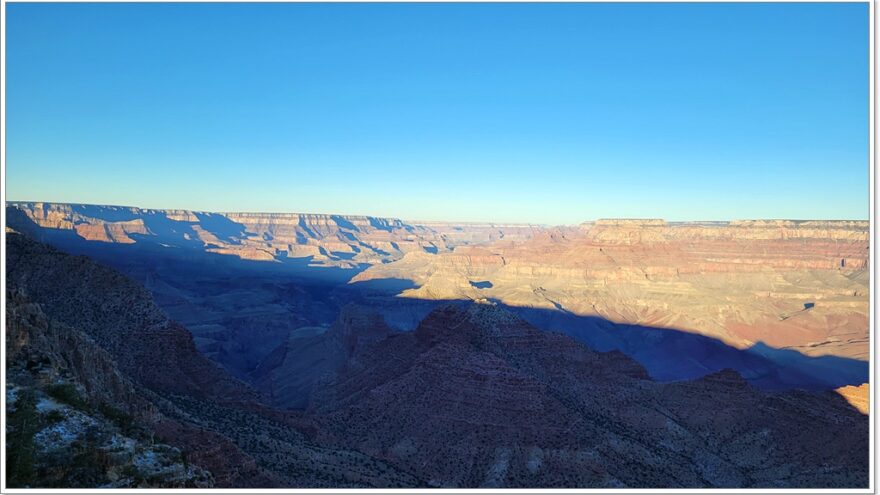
[6,232,255,402]
[251,304,393,408]
[308,304,868,488]
[4,232,426,488]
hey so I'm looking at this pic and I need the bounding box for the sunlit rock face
[7,202,542,267]
[835,383,870,414]
[354,218,869,362]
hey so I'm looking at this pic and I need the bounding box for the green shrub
[97,403,135,435]
[45,409,66,424]
[45,383,89,410]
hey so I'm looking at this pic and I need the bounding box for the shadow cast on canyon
[8,207,366,285]
[326,293,869,393]
[8,208,869,395]
[509,307,867,391]
[324,278,869,393]
[5,227,869,490]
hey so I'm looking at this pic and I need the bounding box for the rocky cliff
[6,202,539,268]
[6,288,213,488]
[353,218,869,366]
[4,232,425,488]
[307,303,868,488]
[6,232,256,402]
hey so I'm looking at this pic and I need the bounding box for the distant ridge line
[4,201,870,226]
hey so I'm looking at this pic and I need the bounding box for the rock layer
[7,202,540,268]
[354,219,869,362]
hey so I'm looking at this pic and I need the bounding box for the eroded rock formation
[308,304,868,488]
[354,218,869,364]
[7,202,540,268]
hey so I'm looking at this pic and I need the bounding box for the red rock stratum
[354,218,869,360]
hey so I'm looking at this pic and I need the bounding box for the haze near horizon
[6,2,869,224]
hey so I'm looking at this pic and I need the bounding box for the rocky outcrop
[309,304,868,488]
[6,232,256,403]
[6,288,156,420]
[6,288,213,488]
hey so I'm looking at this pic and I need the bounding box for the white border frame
[0,0,875,493]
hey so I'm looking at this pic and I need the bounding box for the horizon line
[4,200,870,226]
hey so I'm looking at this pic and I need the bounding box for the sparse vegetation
[97,402,136,435]
[45,383,89,410]
[7,389,39,487]
[45,409,66,424]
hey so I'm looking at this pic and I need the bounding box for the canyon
[4,201,871,488]
[7,202,541,269]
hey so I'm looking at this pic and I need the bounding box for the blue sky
[6,3,869,224]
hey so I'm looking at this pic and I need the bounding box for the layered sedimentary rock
[5,202,545,381]
[6,202,540,268]
[411,221,544,247]
[10,203,868,388]
[309,304,868,488]
[353,219,869,365]
[9,202,868,389]
[4,227,869,488]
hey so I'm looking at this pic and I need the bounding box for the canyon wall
[7,202,540,268]
[8,203,868,387]
[354,218,869,361]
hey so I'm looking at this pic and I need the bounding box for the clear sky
[6,3,870,224]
